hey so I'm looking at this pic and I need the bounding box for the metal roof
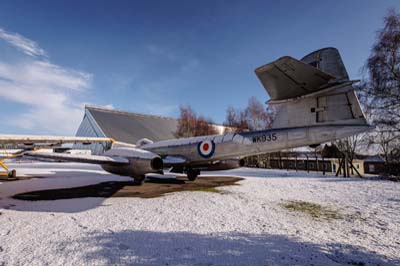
[85,106,178,144]
[361,154,385,163]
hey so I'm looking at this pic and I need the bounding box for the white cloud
[147,45,178,61]
[0,27,47,58]
[83,103,115,110]
[101,104,115,110]
[147,44,199,72]
[0,27,92,135]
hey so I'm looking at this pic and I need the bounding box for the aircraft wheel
[133,175,145,185]
[8,169,16,179]
[187,169,199,181]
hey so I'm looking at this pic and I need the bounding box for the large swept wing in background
[0,134,130,178]
[0,135,161,181]
[24,151,129,165]
[0,134,124,166]
[255,56,335,101]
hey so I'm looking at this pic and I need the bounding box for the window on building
[369,164,375,172]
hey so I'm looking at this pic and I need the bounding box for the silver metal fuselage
[142,123,372,164]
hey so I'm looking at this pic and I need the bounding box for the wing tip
[254,56,295,74]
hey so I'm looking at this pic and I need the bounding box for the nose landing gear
[8,169,17,179]
[0,160,17,180]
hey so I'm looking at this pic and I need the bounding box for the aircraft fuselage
[142,123,372,164]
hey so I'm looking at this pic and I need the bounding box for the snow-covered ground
[0,162,399,266]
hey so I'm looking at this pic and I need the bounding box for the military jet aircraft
[0,48,373,184]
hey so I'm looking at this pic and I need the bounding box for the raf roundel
[197,140,215,158]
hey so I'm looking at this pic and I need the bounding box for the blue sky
[0,0,399,135]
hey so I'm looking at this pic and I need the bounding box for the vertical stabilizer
[301,47,349,81]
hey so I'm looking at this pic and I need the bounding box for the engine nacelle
[206,158,245,171]
[100,147,163,177]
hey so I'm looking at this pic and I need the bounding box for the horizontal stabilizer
[255,56,335,101]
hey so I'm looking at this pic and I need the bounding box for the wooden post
[344,153,349,177]
[349,162,363,178]
[335,157,343,177]
[268,154,271,169]
[286,151,289,171]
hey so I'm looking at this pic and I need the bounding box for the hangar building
[75,106,226,154]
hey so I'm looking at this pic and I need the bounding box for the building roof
[83,106,179,144]
[362,154,385,163]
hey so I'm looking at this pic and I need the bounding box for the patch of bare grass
[280,200,343,220]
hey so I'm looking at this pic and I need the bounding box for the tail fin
[255,48,368,129]
[301,47,349,81]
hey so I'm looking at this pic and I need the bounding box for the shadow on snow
[60,230,399,266]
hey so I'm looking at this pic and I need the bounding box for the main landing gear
[186,168,200,181]
[133,175,145,185]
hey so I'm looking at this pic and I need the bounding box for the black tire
[187,169,199,181]
[8,169,16,179]
[133,175,145,185]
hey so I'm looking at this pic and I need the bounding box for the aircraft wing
[0,135,113,145]
[24,151,129,165]
[255,56,336,101]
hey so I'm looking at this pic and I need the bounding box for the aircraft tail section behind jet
[255,47,368,129]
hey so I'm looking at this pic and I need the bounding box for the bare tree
[335,136,363,177]
[362,9,400,164]
[175,105,218,137]
[364,9,400,131]
[371,126,400,162]
[175,105,197,138]
[224,97,275,133]
[245,96,274,131]
[223,106,249,133]
[195,116,219,136]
